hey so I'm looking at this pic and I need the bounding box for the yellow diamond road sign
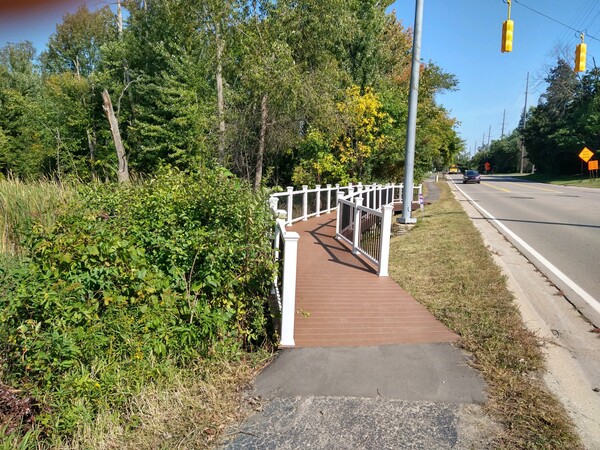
[579,147,594,162]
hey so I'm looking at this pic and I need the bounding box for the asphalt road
[449,174,600,326]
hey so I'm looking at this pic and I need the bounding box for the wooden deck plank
[289,214,457,347]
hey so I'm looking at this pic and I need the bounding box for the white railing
[270,182,421,225]
[272,217,299,347]
[268,181,422,346]
[336,193,393,277]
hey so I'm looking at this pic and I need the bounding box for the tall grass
[0,179,76,256]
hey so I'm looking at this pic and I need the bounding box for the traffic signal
[502,19,514,53]
[575,41,587,72]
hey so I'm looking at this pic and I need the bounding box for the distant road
[449,174,600,324]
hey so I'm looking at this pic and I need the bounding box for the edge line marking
[451,180,600,315]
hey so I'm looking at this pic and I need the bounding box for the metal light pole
[400,0,424,224]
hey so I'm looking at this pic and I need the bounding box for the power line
[511,0,600,42]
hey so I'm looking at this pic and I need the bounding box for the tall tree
[0,42,50,178]
[43,5,118,78]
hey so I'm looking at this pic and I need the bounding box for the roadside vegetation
[1,1,468,446]
[522,172,600,188]
[0,169,275,448]
[389,182,581,449]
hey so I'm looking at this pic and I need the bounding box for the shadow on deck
[289,214,457,347]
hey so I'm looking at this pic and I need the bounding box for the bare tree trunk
[117,0,124,38]
[86,128,97,177]
[55,128,62,179]
[74,56,81,79]
[254,94,268,191]
[102,89,130,183]
[216,23,226,163]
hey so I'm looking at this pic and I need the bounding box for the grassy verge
[388,182,581,449]
[520,172,600,188]
[59,352,271,450]
[1,352,271,450]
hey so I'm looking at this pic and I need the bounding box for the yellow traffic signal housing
[502,20,514,53]
[575,42,587,72]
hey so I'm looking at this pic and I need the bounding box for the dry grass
[58,352,271,450]
[388,181,582,449]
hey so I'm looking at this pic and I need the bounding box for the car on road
[463,170,481,184]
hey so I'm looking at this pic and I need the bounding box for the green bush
[0,167,275,439]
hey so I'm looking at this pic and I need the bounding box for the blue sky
[391,0,600,155]
[2,0,600,156]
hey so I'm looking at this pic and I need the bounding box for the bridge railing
[269,182,422,226]
[335,186,395,277]
[268,181,422,346]
[271,216,299,347]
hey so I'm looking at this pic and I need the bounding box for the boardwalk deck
[289,214,458,347]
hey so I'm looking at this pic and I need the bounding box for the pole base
[398,217,417,224]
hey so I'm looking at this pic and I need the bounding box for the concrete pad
[252,343,486,404]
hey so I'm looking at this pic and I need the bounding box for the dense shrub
[0,167,275,438]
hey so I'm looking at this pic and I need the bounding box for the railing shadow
[305,218,376,274]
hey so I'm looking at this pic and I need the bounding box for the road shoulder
[448,180,600,449]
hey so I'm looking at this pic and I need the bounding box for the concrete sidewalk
[221,344,498,449]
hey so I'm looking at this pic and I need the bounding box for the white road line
[452,180,600,315]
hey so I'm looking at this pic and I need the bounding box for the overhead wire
[510,0,600,42]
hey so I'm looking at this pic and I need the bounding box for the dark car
[463,170,481,184]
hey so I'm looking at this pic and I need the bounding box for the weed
[0,168,277,445]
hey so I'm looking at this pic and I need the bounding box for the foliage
[471,130,521,173]
[0,1,462,186]
[0,168,275,441]
[0,179,75,256]
[335,85,393,179]
[42,5,118,77]
[522,59,600,175]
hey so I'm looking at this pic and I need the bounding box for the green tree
[522,59,581,174]
[0,42,51,178]
[42,5,118,78]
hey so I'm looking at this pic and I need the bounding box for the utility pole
[482,132,486,148]
[488,125,491,146]
[520,72,529,173]
[400,0,424,224]
[501,109,506,138]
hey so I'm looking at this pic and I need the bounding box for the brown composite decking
[289,213,458,347]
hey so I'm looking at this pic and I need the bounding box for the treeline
[0,0,462,187]
[470,58,600,175]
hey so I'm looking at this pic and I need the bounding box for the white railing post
[379,185,383,209]
[315,184,321,217]
[335,190,342,237]
[269,196,279,212]
[352,197,363,255]
[302,185,308,221]
[378,204,393,277]
[286,186,294,226]
[280,231,300,347]
[326,184,332,212]
[272,223,281,299]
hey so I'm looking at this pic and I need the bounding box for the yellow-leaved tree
[336,85,393,180]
